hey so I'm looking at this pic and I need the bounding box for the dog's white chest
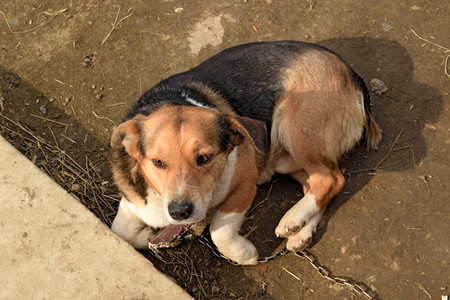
[209,148,238,208]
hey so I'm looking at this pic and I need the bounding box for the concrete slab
[0,136,192,299]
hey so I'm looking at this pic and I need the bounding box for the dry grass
[0,112,119,226]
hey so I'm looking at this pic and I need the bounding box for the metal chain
[293,250,375,299]
[197,227,376,299]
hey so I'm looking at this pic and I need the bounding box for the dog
[110,41,382,265]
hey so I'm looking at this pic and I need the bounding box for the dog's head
[111,105,266,224]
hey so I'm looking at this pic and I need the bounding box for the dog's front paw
[224,236,259,265]
[213,234,259,265]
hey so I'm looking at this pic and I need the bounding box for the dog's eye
[196,154,213,166]
[152,159,165,169]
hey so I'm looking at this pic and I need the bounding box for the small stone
[370,78,388,95]
[39,104,47,115]
[382,23,392,31]
[441,286,447,291]
[409,104,415,111]
[53,113,62,119]
[174,7,184,13]
[22,232,28,238]
[63,97,71,106]
[49,97,55,102]
[71,184,81,192]
[211,285,220,294]
[95,94,103,100]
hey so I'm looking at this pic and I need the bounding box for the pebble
[370,78,388,95]
[71,184,81,192]
[382,23,392,31]
[49,97,55,102]
[63,97,71,106]
[53,113,62,119]
[39,104,47,115]
[95,94,103,100]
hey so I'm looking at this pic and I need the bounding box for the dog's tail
[355,73,382,150]
[365,114,382,150]
[361,81,382,150]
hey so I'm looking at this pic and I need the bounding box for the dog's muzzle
[168,200,194,221]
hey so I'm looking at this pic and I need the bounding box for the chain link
[197,227,376,299]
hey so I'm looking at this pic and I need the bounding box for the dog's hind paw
[275,192,320,238]
[285,218,318,251]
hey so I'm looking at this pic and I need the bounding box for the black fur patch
[112,149,148,201]
[122,41,371,137]
[217,114,231,152]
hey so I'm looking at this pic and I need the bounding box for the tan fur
[218,142,259,213]
[269,49,381,247]
[136,107,231,209]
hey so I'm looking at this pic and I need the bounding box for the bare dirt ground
[1,1,448,299]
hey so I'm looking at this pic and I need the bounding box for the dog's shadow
[244,37,443,256]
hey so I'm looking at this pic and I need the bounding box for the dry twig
[92,110,116,127]
[410,29,450,78]
[0,8,67,34]
[102,7,133,45]
[374,127,405,170]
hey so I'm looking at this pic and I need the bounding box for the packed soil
[1,1,448,299]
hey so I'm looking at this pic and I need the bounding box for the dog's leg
[111,198,156,249]
[210,186,258,265]
[275,165,345,250]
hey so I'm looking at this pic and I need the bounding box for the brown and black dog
[110,41,381,265]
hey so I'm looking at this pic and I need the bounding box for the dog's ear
[111,118,142,160]
[226,115,268,154]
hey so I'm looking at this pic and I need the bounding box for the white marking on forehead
[181,92,218,111]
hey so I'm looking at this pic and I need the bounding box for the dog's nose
[168,200,194,221]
